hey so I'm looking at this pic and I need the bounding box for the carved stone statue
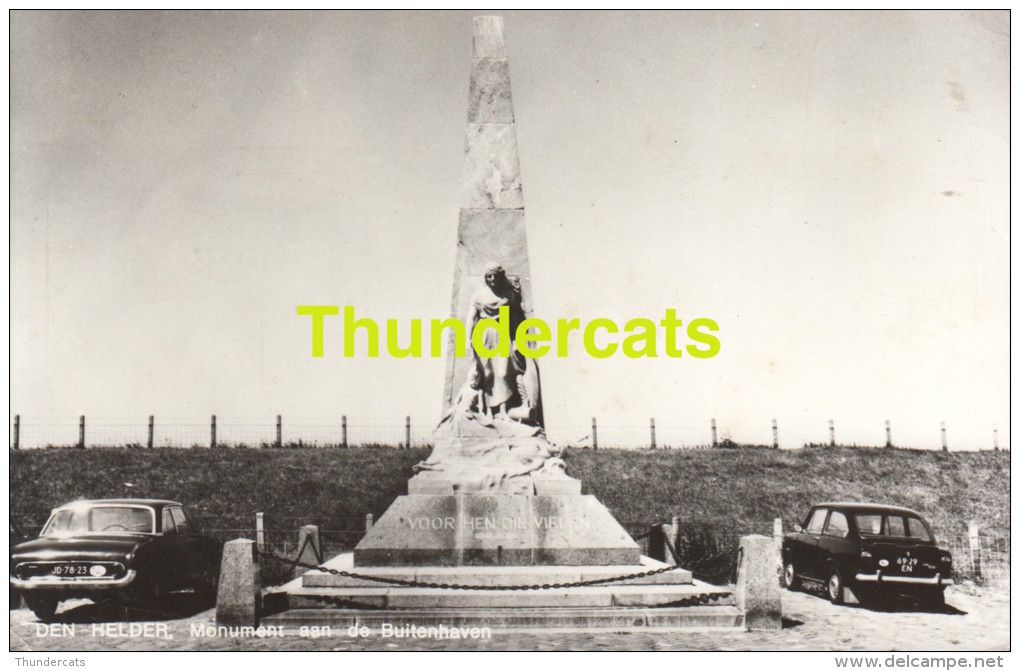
[466,261,543,426]
[411,263,567,494]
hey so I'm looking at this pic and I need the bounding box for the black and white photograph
[8,9,1011,662]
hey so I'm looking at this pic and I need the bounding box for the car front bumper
[855,571,953,587]
[10,570,137,590]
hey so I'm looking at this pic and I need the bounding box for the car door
[158,507,188,590]
[817,509,855,577]
[169,506,205,586]
[799,507,829,580]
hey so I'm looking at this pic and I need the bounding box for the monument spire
[443,16,539,424]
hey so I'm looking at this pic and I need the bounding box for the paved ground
[8,581,1009,652]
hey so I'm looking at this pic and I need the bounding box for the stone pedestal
[735,535,782,631]
[354,493,640,567]
[216,539,261,627]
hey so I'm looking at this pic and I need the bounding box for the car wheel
[197,569,219,604]
[920,589,945,610]
[782,561,800,591]
[137,577,166,605]
[24,594,58,622]
[826,568,845,604]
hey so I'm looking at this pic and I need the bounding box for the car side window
[170,508,192,534]
[162,509,177,535]
[823,510,849,538]
[805,508,828,534]
[905,516,932,541]
[886,515,906,537]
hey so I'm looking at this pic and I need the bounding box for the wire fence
[8,415,1009,452]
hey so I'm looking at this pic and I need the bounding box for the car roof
[814,502,924,515]
[54,499,183,509]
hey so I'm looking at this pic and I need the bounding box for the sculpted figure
[467,261,542,426]
[412,262,562,493]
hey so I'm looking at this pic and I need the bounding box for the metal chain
[296,590,728,609]
[267,551,728,593]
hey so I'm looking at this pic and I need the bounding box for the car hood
[10,534,153,563]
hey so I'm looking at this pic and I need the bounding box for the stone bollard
[660,523,677,566]
[647,524,666,562]
[216,539,261,627]
[292,525,322,580]
[735,535,782,631]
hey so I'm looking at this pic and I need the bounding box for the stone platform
[262,553,740,631]
[354,493,640,567]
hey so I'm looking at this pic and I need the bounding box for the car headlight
[878,559,889,567]
[860,550,872,558]
[89,565,107,577]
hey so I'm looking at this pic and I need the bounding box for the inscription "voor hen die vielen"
[406,516,592,531]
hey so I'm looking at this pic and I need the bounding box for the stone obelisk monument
[442,16,535,419]
[352,16,639,567]
[269,19,738,629]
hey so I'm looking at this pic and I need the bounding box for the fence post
[941,421,948,452]
[591,417,598,450]
[828,419,835,447]
[341,415,348,449]
[147,415,154,449]
[650,418,656,449]
[211,415,217,449]
[771,418,778,449]
[256,512,265,554]
[773,517,783,551]
[405,416,411,449]
[78,415,85,449]
[276,415,282,448]
[993,423,999,451]
[12,415,19,450]
[968,521,982,581]
[885,420,892,448]
[711,418,717,447]
[365,513,374,532]
[670,515,681,557]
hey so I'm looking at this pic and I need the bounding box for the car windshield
[855,513,933,542]
[42,505,155,535]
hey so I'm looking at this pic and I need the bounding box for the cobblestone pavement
[8,583,1009,652]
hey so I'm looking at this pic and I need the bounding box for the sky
[9,10,1010,450]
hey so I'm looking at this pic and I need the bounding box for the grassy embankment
[11,445,1008,539]
[11,446,1007,583]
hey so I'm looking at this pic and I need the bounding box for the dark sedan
[782,502,953,607]
[10,499,222,621]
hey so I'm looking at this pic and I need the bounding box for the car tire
[197,569,219,604]
[782,561,800,591]
[921,589,945,611]
[24,594,58,622]
[827,567,845,604]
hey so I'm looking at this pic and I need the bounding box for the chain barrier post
[78,415,85,449]
[12,415,19,450]
[256,512,265,554]
[147,415,154,449]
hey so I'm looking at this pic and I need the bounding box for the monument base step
[264,553,736,630]
[301,552,693,588]
[260,605,743,630]
[277,580,732,610]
